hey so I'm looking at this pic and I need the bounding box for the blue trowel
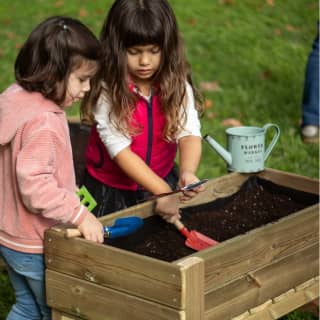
[65,186,143,239]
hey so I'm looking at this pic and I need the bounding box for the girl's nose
[139,52,150,65]
[83,79,91,92]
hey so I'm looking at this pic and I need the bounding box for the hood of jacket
[0,84,63,145]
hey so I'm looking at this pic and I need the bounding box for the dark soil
[106,176,318,262]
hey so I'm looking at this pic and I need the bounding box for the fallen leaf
[260,69,272,80]
[2,18,11,26]
[79,8,88,17]
[95,9,105,14]
[6,31,16,40]
[200,81,222,92]
[54,0,63,7]
[309,3,317,10]
[15,43,22,49]
[206,111,216,119]
[285,24,296,32]
[274,28,281,36]
[188,18,197,26]
[221,118,243,127]
[204,99,213,109]
[266,0,274,6]
[219,0,234,5]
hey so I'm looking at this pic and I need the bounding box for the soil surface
[106,176,318,262]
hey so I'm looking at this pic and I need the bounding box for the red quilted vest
[85,93,177,190]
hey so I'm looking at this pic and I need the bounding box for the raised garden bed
[107,175,318,262]
[45,168,319,320]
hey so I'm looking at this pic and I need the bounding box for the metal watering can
[204,123,280,173]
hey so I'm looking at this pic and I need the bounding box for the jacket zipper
[137,96,153,192]
[145,96,153,166]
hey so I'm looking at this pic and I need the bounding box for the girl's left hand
[179,172,205,202]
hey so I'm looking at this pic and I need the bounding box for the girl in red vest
[82,0,205,223]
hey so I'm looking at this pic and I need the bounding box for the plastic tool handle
[64,217,144,239]
[65,228,81,238]
[174,220,190,238]
[65,225,110,239]
[76,185,97,212]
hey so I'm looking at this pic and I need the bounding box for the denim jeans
[302,28,319,126]
[0,246,51,320]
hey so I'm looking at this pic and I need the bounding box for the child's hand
[155,194,181,223]
[78,212,104,243]
[179,172,205,202]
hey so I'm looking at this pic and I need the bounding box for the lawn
[0,0,318,319]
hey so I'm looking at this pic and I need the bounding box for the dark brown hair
[15,16,101,106]
[82,0,203,139]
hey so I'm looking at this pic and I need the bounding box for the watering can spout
[203,134,232,165]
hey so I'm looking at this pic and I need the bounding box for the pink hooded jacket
[0,84,89,253]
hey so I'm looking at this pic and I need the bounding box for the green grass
[0,1,318,319]
[0,270,15,318]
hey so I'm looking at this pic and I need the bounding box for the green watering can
[204,123,280,173]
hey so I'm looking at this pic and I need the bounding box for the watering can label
[204,123,280,173]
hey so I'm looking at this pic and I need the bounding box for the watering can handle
[263,123,280,161]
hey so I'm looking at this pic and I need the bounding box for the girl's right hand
[78,212,104,243]
[155,194,181,223]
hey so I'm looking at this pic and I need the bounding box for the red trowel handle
[174,220,190,238]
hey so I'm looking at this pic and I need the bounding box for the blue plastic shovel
[65,186,144,238]
[65,216,144,239]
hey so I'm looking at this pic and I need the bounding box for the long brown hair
[82,0,203,139]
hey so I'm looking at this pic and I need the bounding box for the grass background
[0,0,318,319]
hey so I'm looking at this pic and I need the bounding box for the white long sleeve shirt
[94,82,202,159]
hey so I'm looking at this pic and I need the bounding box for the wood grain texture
[45,230,183,308]
[47,270,184,320]
[44,169,319,320]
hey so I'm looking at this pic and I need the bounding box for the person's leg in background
[0,246,51,320]
[301,27,319,143]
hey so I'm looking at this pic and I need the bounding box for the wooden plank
[97,171,248,224]
[209,279,319,320]
[99,200,155,224]
[51,309,78,320]
[100,169,318,217]
[259,168,319,195]
[183,168,318,209]
[45,229,183,308]
[250,244,318,301]
[177,257,205,319]
[204,243,318,320]
[240,280,319,320]
[231,311,250,320]
[194,204,318,291]
[180,172,248,208]
[46,270,184,320]
[45,169,319,320]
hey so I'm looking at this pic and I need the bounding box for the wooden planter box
[45,168,319,320]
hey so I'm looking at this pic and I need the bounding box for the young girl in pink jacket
[82,0,205,222]
[0,16,104,320]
